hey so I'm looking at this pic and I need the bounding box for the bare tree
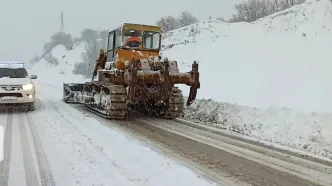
[80,28,98,43]
[156,15,178,32]
[43,42,55,54]
[99,30,109,39]
[29,55,40,64]
[44,53,59,65]
[270,0,281,12]
[280,0,305,9]
[165,15,179,30]
[230,0,305,23]
[156,17,167,32]
[73,38,81,47]
[177,11,199,27]
[73,39,104,77]
[216,17,226,22]
[234,0,271,22]
[50,32,74,50]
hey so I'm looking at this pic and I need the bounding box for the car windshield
[0,68,28,78]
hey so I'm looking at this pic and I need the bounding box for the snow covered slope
[162,0,332,113]
[30,0,332,160]
[30,43,89,86]
[160,0,332,159]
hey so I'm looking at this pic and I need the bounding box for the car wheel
[28,103,36,111]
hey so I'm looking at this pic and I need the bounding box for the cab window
[114,29,122,48]
[107,31,114,50]
[123,29,142,48]
[143,31,160,50]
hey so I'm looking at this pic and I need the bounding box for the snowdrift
[184,99,332,159]
[31,0,332,159]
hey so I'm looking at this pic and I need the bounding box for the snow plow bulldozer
[62,23,200,120]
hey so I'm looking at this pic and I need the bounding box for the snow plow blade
[62,83,85,104]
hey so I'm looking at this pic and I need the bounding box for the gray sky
[0,0,242,62]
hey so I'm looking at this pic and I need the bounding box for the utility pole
[60,10,65,33]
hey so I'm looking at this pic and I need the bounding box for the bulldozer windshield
[123,29,142,48]
[143,31,161,50]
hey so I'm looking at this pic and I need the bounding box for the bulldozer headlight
[22,84,34,90]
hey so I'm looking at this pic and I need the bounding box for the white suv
[0,62,37,111]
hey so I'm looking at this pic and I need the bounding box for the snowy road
[70,104,332,186]
[0,109,55,186]
[0,79,331,186]
[131,118,332,186]
[0,80,222,186]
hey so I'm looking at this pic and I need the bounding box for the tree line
[156,0,305,32]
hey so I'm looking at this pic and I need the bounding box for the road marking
[0,125,3,162]
[0,112,14,186]
[8,112,27,186]
[26,113,56,186]
[18,113,39,186]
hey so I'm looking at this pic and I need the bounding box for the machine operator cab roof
[107,23,162,51]
[105,23,163,70]
[0,61,37,111]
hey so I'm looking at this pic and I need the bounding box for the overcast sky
[0,0,242,62]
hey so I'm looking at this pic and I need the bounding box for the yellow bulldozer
[62,23,200,119]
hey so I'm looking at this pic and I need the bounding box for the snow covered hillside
[162,0,332,113]
[161,0,332,159]
[30,43,89,84]
[30,0,332,160]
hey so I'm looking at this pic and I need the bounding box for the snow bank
[183,98,332,159]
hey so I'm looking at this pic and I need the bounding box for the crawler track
[82,83,128,119]
[162,87,184,119]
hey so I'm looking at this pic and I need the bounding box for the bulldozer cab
[105,23,162,70]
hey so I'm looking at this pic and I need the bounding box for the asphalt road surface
[0,108,55,186]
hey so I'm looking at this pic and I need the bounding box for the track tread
[84,83,128,120]
[162,87,184,119]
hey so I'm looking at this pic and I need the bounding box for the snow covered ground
[28,1,332,179]
[25,82,217,186]
[22,41,220,186]
[183,99,332,159]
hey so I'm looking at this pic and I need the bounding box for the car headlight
[22,84,34,90]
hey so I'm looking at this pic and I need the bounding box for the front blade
[62,83,85,103]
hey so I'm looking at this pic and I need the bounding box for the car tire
[27,103,36,111]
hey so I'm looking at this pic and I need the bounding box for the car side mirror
[30,75,37,79]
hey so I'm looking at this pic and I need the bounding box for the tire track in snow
[47,100,150,184]
[0,111,13,186]
[18,113,40,186]
[26,113,56,186]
